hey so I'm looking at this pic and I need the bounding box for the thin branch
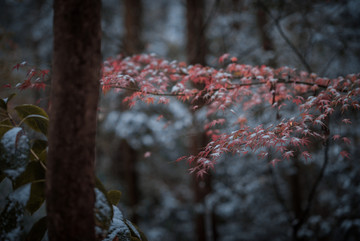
[294,117,330,235]
[102,78,329,97]
[258,1,313,73]
[269,165,293,224]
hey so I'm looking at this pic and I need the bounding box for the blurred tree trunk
[47,1,101,240]
[111,0,144,225]
[186,1,216,241]
[186,0,207,65]
[289,161,303,241]
[256,7,277,67]
[112,139,139,223]
[123,0,144,55]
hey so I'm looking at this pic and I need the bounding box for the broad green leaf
[26,216,47,241]
[107,190,122,206]
[15,104,49,135]
[30,139,47,161]
[26,181,46,214]
[0,93,16,111]
[0,127,30,180]
[13,161,45,189]
[38,149,47,163]
[0,99,6,110]
[0,119,13,138]
[125,220,147,241]
[5,93,16,105]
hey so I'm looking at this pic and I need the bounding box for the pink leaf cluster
[101,54,360,173]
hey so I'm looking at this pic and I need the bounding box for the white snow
[1,127,30,180]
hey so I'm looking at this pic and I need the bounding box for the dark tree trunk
[112,139,139,223]
[191,131,213,241]
[112,0,144,224]
[46,1,101,240]
[123,0,143,55]
[186,2,214,240]
[289,161,303,241]
[186,0,207,65]
[256,7,277,67]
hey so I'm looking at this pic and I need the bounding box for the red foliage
[100,54,360,174]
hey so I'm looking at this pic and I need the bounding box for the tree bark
[256,7,277,67]
[186,1,214,240]
[46,1,101,240]
[186,0,207,65]
[112,139,139,223]
[123,0,143,55]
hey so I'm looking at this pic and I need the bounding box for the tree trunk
[256,7,277,67]
[186,0,207,65]
[123,0,143,55]
[191,131,213,241]
[46,1,101,240]
[112,139,139,223]
[112,0,144,224]
[186,1,214,240]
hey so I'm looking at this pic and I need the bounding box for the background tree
[46,0,101,240]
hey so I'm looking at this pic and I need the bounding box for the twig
[258,1,313,73]
[103,78,329,97]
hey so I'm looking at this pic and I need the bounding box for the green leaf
[0,119,13,138]
[0,99,6,110]
[38,149,47,163]
[125,220,148,241]
[13,161,45,189]
[0,93,16,111]
[107,190,122,206]
[15,104,49,135]
[30,140,47,161]
[26,181,46,214]
[0,127,30,180]
[26,216,47,241]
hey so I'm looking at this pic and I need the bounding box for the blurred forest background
[1,0,360,240]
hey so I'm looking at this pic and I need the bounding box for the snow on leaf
[102,206,131,241]
[283,150,294,160]
[0,184,31,241]
[0,127,30,180]
[94,188,113,235]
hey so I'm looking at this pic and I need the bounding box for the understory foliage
[1,53,359,240]
[0,66,146,241]
[101,53,359,176]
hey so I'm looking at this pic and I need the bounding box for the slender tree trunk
[112,0,144,224]
[186,1,215,241]
[123,0,143,55]
[256,7,277,67]
[46,1,101,240]
[191,131,213,241]
[112,139,139,223]
[289,160,302,241]
[186,0,207,65]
